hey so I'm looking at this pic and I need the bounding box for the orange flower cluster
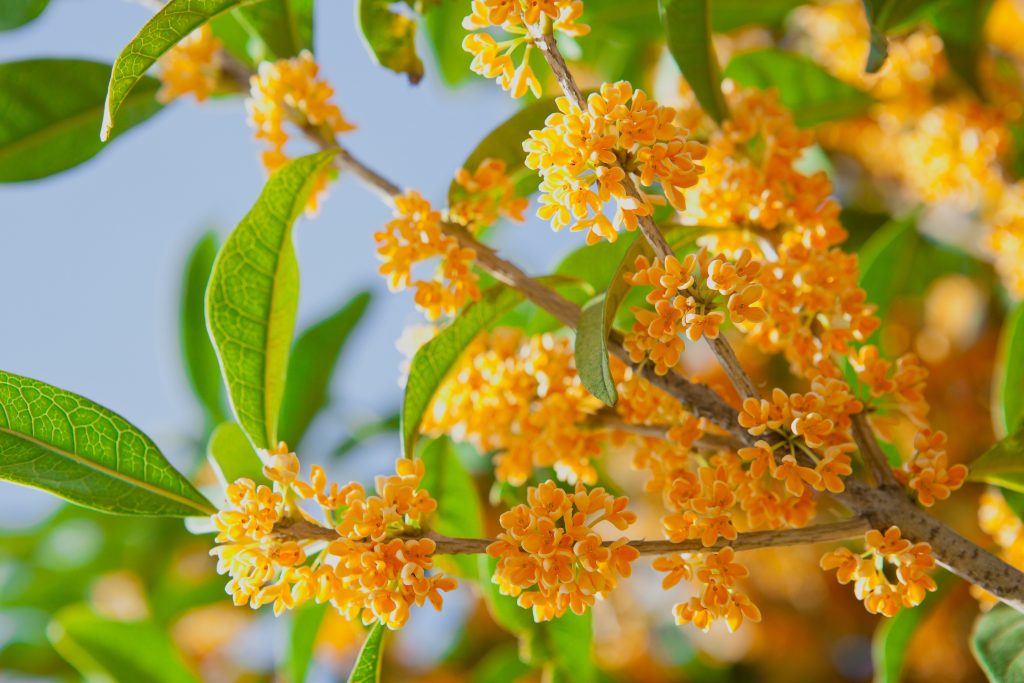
[462,0,588,98]
[157,25,223,103]
[894,430,968,507]
[448,158,529,228]
[375,190,480,320]
[849,345,930,436]
[622,248,764,375]
[246,51,355,214]
[974,489,1024,607]
[487,481,639,621]
[820,527,937,616]
[524,82,707,243]
[211,446,456,629]
[988,182,1024,298]
[653,548,761,632]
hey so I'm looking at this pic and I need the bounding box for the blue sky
[0,0,573,524]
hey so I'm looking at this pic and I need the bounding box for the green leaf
[356,0,424,85]
[534,612,595,683]
[181,231,227,429]
[711,0,805,31]
[423,0,475,86]
[478,555,536,635]
[48,606,200,683]
[929,0,994,96]
[449,98,557,205]
[207,151,336,450]
[659,0,730,124]
[471,644,532,683]
[402,284,525,459]
[286,602,328,683]
[0,0,48,31]
[857,212,919,330]
[418,437,484,577]
[101,0,255,141]
[872,573,951,682]
[0,370,215,517]
[333,413,401,458]
[968,428,1024,492]
[995,305,1024,439]
[237,0,314,58]
[972,605,1024,682]
[348,623,387,683]
[207,421,268,486]
[0,59,163,182]
[278,291,372,448]
[724,49,874,127]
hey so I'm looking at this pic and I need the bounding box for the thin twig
[851,413,902,488]
[273,518,872,556]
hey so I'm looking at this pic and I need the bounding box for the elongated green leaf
[101,0,256,141]
[333,413,400,458]
[995,305,1024,439]
[0,59,162,182]
[857,212,919,329]
[402,284,524,458]
[478,555,535,635]
[278,291,371,448]
[724,49,873,127]
[0,370,214,517]
[659,0,729,124]
[711,0,804,31]
[972,605,1024,682]
[356,0,424,85]
[287,602,328,683]
[419,438,484,577]
[348,623,387,683]
[423,0,475,86]
[471,644,532,683]
[49,606,200,683]
[449,98,557,205]
[930,0,993,96]
[968,428,1024,492]
[237,0,314,58]
[872,573,951,682]
[207,421,268,486]
[0,0,48,30]
[534,612,595,683]
[181,231,227,429]
[207,151,336,450]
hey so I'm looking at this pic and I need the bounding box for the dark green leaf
[659,0,730,124]
[972,605,1024,682]
[286,602,328,683]
[356,0,424,84]
[181,231,227,429]
[449,98,557,205]
[207,421,268,486]
[418,437,484,577]
[0,59,162,182]
[577,0,663,84]
[49,606,200,683]
[348,623,387,683]
[724,49,873,127]
[101,0,254,141]
[278,291,372,448]
[333,413,401,458]
[207,151,336,449]
[929,0,994,96]
[423,0,475,86]
[402,284,524,458]
[0,370,215,517]
[857,212,920,330]
[0,0,48,31]
[711,0,805,31]
[995,304,1024,439]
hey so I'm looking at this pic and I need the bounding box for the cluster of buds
[211,446,456,629]
[524,82,706,243]
[156,25,223,104]
[820,527,937,616]
[653,549,761,632]
[622,248,763,375]
[895,430,968,507]
[849,345,930,436]
[463,0,588,98]
[449,158,529,228]
[487,481,640,621]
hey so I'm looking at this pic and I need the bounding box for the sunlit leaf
[180,231,227,430]
[278,291,372,448]
[207,421,268,487]
[972,605,1024,682]
[994,304,1024,439]
[0,0,48,31]
[101,0,254,141]
[0,59,162,182]
[348,623,386,683]
[419,437,484,577]
[287,602,329,683]
[724,49,873,127]
[857,212,919,331]
[659,0,730,124]
[402,284,524,458]
[423,0,475,86]
[49,606,200,682]
[356,0,424,84]
[237,0,314,59]
[0,370,215,517]
[872,573,951,682]
[207,151,336,449]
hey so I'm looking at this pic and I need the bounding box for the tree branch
[851,413,902,488]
